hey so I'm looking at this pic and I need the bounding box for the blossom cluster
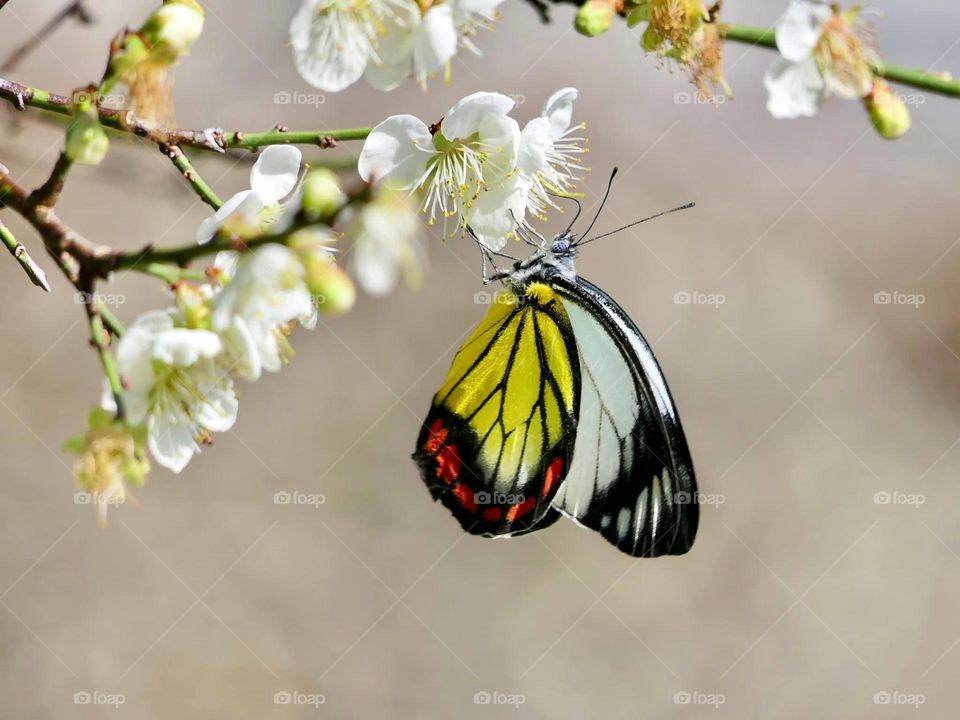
[290,0,505,92]
[69,147,422,506]
[358,88,588,250]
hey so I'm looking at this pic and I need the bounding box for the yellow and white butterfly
[414,172,698,557]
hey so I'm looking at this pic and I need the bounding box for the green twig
[0,218,51,291]
[27,151,73,208]
[140,262,208,284]
[160,144,222,209]
[721,23,960,98]
[85,297,125,421]
[97,300,124,337]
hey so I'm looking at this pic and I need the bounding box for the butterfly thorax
[505,231,579,293]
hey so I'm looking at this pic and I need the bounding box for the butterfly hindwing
[551,276,698,557]
[414,283,580,536]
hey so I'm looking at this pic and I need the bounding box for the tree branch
[0,218,51,291]
[160,144,222,209]
[84,294,125,421]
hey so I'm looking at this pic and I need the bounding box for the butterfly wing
[550,276,698,557]
[413,283,579,536]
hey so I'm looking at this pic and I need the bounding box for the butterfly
[413,170,698,557]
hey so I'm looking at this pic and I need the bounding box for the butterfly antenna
[575,201,696,247]
[572,167,619,246]
[560,195,583,234]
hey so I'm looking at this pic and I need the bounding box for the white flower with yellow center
[349,185,425,296]
[290,0,399,92]
[765,0,877,119]
[102,311,237,473]
[358,91,520,247]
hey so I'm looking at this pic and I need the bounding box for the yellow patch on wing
[434,285,576,491]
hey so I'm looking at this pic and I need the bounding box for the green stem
[161,144,222,209]
[0,219,51,291]
[721,23,960,98]
[97,300,125,337]
[140,262,208,284]
[86,300,125,421]
[222,127,372,151]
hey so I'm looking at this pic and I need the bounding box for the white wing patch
[552,299,640,519]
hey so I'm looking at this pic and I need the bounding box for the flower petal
[542,87,578,138]
[477,113,520,184]
[467,175,529,249]
[291,1,371,92]
[412,5,458,85]
[764,56,826,119]
[148,412,198,473]
[517,117,552,176]
[775,0,831,62]
[196,190,254,244]
[152,328,223,366]
[442,91,515,141]
[358,115,432,186]
[250,146,302,205]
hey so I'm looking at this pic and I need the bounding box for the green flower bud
[864,79,911,140]
[301,168,346,221]
[142,0,205,64]
[65,88,109,166]
[575,0,615,37]
[106,32,150,83]
[310,261,356,316]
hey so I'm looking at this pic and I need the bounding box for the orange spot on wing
[435,444,461,484]
[452,484,478,513]
[542,457,564,497]
[505,496,537,522]
[423,418,448,454]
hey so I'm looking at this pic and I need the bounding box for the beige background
[2,0,960,717]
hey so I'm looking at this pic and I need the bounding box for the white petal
[477,113,520,184]
[452,0,506,23]
[517,117,552,175]
[412,5,458,84]
[152,329,223,366]
[442,91,515,140]
[250,146,302,205]
[197,190,254,244]
[358,115,432,186]
[542,87,578,138]
[221,315,262,382]
[149,413,198,473]
[354,240,400,296]
[764,56,826,119]
[291,2,371,92]
[365,58,412,91]
[775,0,831,62]
[193,374,239,433]
[467,175,528,245]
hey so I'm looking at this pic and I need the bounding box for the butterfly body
[414,221,698,557]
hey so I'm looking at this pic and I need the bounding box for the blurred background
[2,0,960,717]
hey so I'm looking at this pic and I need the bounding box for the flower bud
[575,0,615,37]
[307,256,356,316]
[864,78,911,140]
[301,168,346,221]
[65,87,109,166]
[106,32,150,83]
[143,0,205,63]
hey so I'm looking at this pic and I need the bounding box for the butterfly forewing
[551,277,698,557]
[414,283,580,536]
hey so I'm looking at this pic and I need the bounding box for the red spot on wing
[542,457,564,497]
[505,496,537,522]
[435,444,461,484]
[452,484,478,513]
[481,507,502,522]
[423,418,448,454]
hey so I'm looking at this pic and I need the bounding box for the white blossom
[102,311,237,473]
